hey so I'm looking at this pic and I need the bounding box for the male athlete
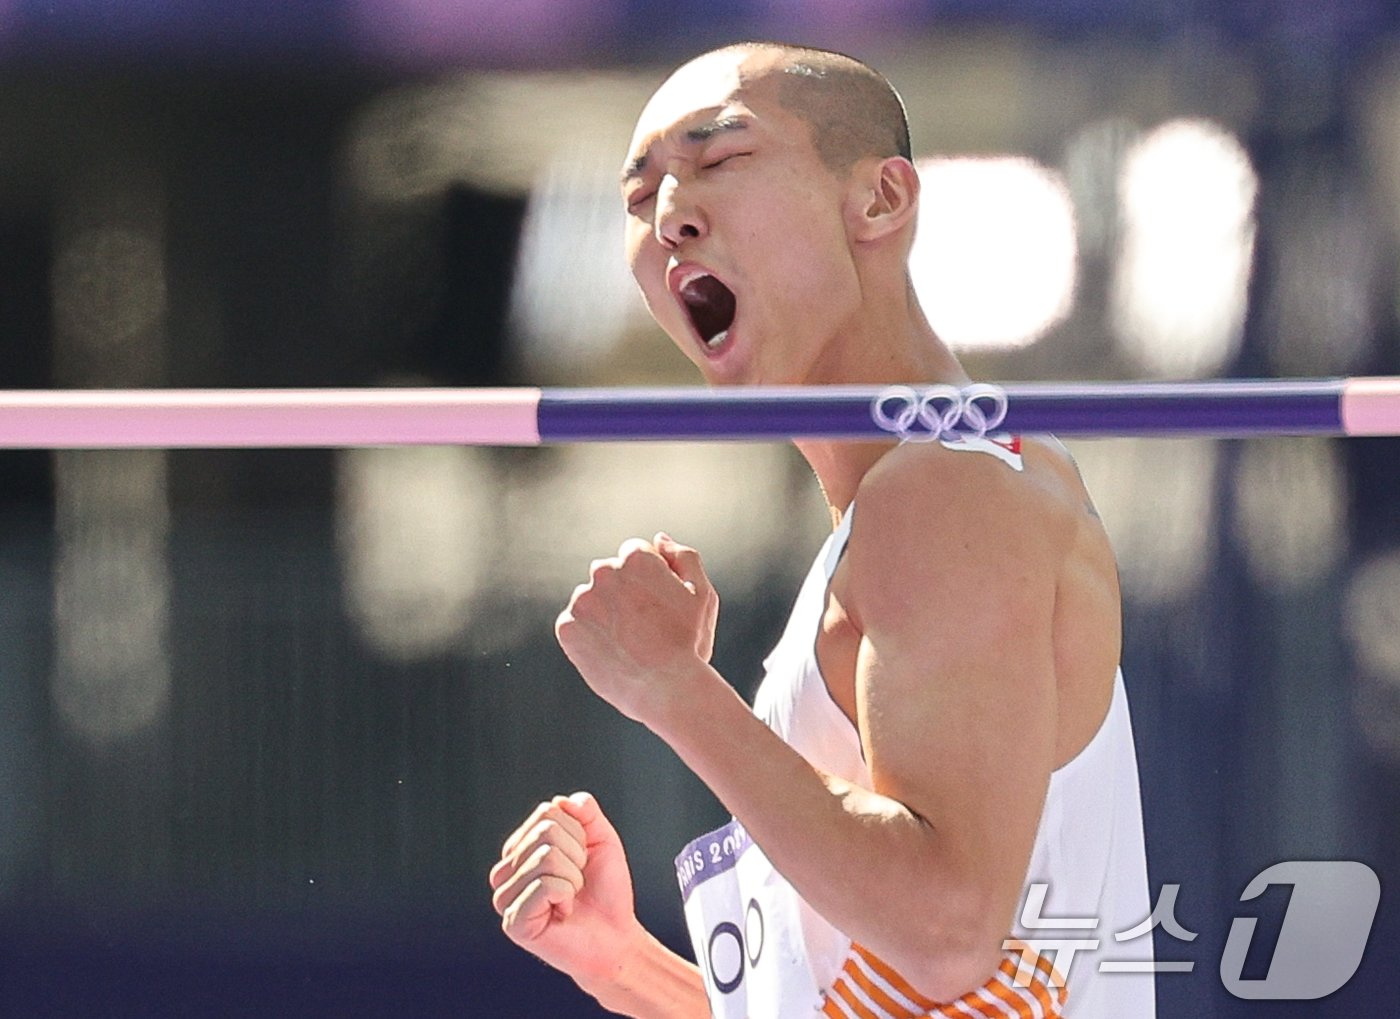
[489,43,1155,1018]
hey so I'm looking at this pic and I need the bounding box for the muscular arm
[840,449,1059,993]
[560,451,1064,1003]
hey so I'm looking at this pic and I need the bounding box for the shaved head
[621,41,924,387]
[704,42,911,175]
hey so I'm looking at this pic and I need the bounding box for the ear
[846,156,919,244]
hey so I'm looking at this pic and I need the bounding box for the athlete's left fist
[555,533,720,724]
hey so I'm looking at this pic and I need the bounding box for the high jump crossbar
[0,377,1396,448]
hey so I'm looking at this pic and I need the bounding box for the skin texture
[490,44,1123,1017]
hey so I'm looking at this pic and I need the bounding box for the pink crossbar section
[1341,378,1400,437]
[0,389,543,448]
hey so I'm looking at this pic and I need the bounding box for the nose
[654,174,705,249]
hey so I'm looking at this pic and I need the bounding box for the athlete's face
[621,51,864,386]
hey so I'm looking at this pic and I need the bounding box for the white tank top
[678,437,1157,1018]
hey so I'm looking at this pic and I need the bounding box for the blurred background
[1,1,1399,1015]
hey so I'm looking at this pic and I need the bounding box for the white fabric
[678,468,1157,1017]
[678,818,825,1016]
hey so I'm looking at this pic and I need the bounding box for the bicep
[853,525,1059,928]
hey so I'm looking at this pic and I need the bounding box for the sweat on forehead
[633,42,911,175]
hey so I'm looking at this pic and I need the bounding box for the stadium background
[1,2,1398,1014]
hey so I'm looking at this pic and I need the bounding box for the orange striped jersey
[821,942,1066,1018]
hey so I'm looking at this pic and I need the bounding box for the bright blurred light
[500,443,828,604]
[910,157,1077,351]
[51,451,171,746]
[509,155,645,376]
[1110,119,1257,377]
[337,445,497,661]
[1343,548,1400,682]
[1065,438,1218,604]
[50,176,170,745]
[1231,439,1346,589]
[336,438,829,659]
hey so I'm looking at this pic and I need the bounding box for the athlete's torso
[678,434,1157,1018]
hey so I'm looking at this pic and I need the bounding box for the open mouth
[675,271,737,351]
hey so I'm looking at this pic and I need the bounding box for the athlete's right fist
[489,791,645,992]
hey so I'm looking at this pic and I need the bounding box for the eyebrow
[620,116,750,185]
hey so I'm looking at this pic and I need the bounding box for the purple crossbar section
[537,380,1348,441]
[538,386,879,441]
[998,379,1346,437]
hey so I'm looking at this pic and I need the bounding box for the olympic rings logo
[705,899,765,996]
[870,383,1009,443]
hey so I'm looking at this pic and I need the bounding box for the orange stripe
[981,971,1035,1018]
[1023,957,1066,1013]
[1031,948,1067,998]
[999,961,1060,1016]
[838,944,1066,1019]
[938,991,1002,1019]
[999,942,1038,987]
[839,958,923,1019]
[823,995,850,1019]
[1004,940,1068,994]
[1021,976,1059,1016]
[831,975,885,1019]
[1030,957,1069,1013]
[985,957,1041,1013]
[1006,947,1068,1010]
[852,943,939,1011]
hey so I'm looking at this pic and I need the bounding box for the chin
[699,348,756,388]
[671,336,745,387]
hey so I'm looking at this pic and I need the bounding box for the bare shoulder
[841,435,1121,767]
[844,436,1092,590]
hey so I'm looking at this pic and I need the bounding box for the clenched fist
[555,533,722,726]
[489,792,644,992]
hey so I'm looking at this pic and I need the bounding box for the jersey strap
[938,433,1024,472]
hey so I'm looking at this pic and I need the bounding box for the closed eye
[702,152,752,170]
[625,151,751,215]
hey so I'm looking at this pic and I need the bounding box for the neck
[792,283,967,524]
